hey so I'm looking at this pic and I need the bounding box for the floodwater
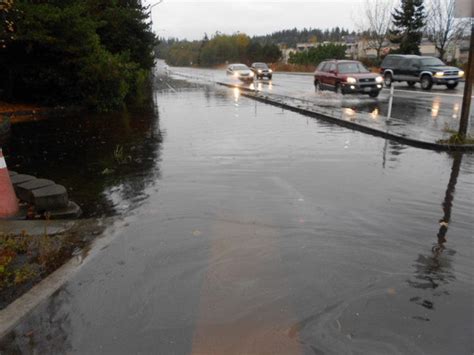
[1,78,473,354]
[169,64,473,143]
[3,101,162,217]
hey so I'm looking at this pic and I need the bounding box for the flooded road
[3,103,162,217]
[169,65,473,143]
[1,79,473,354]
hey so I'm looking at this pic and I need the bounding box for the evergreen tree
[0,0,157,111]
[390,0,426,54]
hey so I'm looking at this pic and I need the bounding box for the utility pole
[458,20,473,139]
[455,0,473,140]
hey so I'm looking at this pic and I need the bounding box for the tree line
[0,0,157,111]
[288,43,347,66]
[360,0,470,62]
[158,33,282,67]
[253,27,356,47]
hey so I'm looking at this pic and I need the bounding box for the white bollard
[387,85,394,120]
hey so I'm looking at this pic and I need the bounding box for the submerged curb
[0,218,112,340]
[217,82,474,153]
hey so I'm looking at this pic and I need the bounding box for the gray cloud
[148,0,364,40]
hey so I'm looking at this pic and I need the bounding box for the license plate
[364,87,371,92]
[448,80,455,84]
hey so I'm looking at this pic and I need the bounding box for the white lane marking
[166,82,177,93]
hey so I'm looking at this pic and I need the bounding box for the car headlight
[258,69,262,73]
[375,76,383,83]
[459,70,465,77]
[234,72,239,77]
[250,72,254,77]
[434,72,444,77]
[346,77,357,84]
[269,69,273,73]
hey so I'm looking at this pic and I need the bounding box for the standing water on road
[1,78,473,354]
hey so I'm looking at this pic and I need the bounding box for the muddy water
[3,101,162,217]
[1,81,473,354]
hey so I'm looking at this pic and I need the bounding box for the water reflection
[431,99,441,118]
[3,96,163,217]
[407,153,462,314]
[434,153,463,253]
[370,108,379,120]
[233,87,240,103]
[382,140,406,168]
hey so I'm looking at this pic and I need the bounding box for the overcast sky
[147,0,365,40]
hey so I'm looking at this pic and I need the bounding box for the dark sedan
[250,62,273,80]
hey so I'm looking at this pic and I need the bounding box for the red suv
[314,60,383,98]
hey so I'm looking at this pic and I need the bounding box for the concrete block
[47,201,82,220]
[16,179,55,203]
[31,184,69,211]
[10,174,36,187]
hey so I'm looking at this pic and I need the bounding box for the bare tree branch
[356,0,395,61]
[425,0,469,60]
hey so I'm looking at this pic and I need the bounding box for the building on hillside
[419,38,437,56]
[296,43,317,52]
[278,44,296,64]
[459,39,470,63]
[343,36,358,59]
[278,37,467,65]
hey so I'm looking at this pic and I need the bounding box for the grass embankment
[0,231,86,309]
[438,133,474,145]
[0,219,104,310]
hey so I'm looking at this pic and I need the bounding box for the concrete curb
[0,220,77,236]
[274,71,313,76]
[216,82,474,153]
[0,218,113,340]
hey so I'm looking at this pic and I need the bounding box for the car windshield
[253,63,268,69]
[233,65,249,70]
[337,62,370,74]
[421,57,445,66]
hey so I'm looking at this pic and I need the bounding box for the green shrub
[0,0,156,111]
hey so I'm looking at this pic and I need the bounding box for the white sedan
[226,64,255,82]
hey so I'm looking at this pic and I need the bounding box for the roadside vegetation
[437,127,474,145]
[0,230,87,309]
[159,33,282,67]
[0,0,157,112]
[288,43,347,66]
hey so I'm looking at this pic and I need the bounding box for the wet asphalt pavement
[1,76,473,354]
[169,65,473,143]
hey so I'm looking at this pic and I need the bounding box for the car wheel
[314,80,320,91]
[420,75,433,90]
[335,83,341,94]
[407,81,416,87]
[369,91,379,98]
[384,73,393,87]
[268,75,272,80]
[446,82,458,90]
